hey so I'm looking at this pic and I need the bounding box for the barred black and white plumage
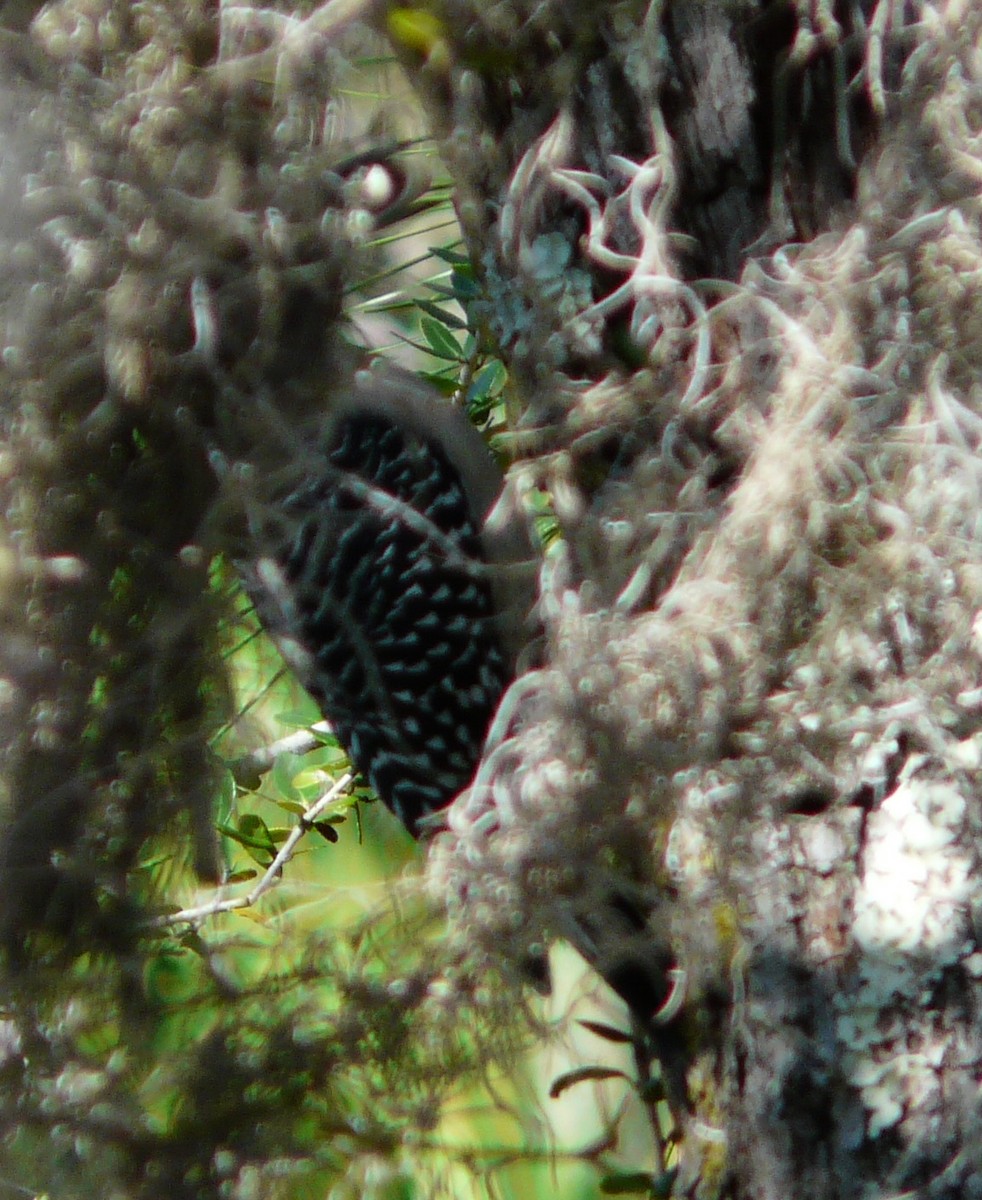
[247,368,535,837]
[245,370,673,1028]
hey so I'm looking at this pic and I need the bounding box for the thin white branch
[153,771,355,927]
[227,721,334,788]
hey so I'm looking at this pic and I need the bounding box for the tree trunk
[2,1,982,1197]
[383,2,982,1195]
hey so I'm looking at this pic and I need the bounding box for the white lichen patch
[853,773,972,971]
[837,770,975,1137]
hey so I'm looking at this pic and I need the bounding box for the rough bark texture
[384,1,982,1196]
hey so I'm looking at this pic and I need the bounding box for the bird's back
[248,384,523,837]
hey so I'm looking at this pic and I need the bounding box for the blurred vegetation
[0,3,651,1197]
[8,0,945,1194]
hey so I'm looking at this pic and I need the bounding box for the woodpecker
[244,367,536,837]
[242,370,675,1043]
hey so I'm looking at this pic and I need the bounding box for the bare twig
[153,771,355,927]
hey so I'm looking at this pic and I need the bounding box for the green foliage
[0,2,660,1196]
[0,904,490,1198]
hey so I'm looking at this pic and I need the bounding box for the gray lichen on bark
[387,1,982,1195]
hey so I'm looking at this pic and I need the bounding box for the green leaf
[291,768,333,801]
[312,821,340,843]
[449,269,480,302]
[420,315,463,361]
[311,741,351,765]
[394,333,443,358]
[651,1170,679,1199]
[429,245,471,266]
[548,1066,627,1099]
[577,1018,634,1044]
[237,812,272,844]
[214,766,237,827]
[275,695,323,728]
[271,752,301,802]
[422,281,458,300]
[599,1171,663,1196]
[467,359,506,405]
[415,297,467,330]
[224,868,258,884]
[217,813,277,863]
[310,727,344,751]
[419,370,459,396]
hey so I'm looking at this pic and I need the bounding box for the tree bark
[2,2,982,1198]
[383,2,982,1195]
